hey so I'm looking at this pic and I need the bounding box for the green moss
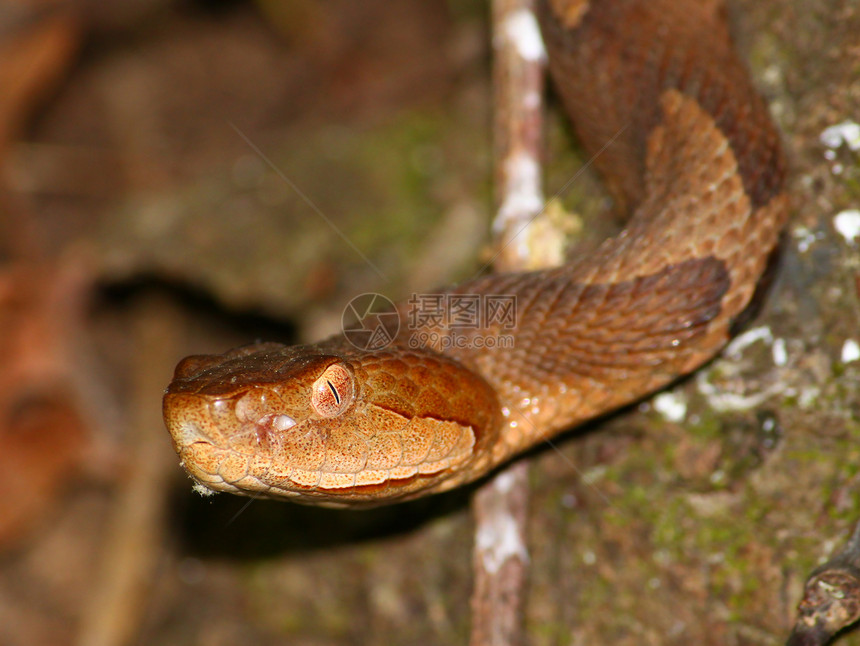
[685,410,726,441]
[263,107,492,293]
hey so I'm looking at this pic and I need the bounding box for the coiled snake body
[163,0,788,507]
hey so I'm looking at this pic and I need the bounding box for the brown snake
[163,0,788,507]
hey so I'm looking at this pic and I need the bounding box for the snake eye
[311,363,353,417]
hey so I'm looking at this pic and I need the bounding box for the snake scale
[163,0,788,507]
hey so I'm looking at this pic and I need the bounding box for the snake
[163,0,788,507]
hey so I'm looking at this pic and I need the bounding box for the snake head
[163,338,501,507]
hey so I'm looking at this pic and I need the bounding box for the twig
[470,1,547,644]
[488,0,548,274]
[471,466,531,646]
[786,520,860,646]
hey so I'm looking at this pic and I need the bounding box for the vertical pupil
[326,380,340,404]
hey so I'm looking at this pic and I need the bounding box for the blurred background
[0,0,858,644]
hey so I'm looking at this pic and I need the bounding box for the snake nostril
[175,420,210,447]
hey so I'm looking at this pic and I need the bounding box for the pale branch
[470,1,549,645]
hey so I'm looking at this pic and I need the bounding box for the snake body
[163,0,787,507]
